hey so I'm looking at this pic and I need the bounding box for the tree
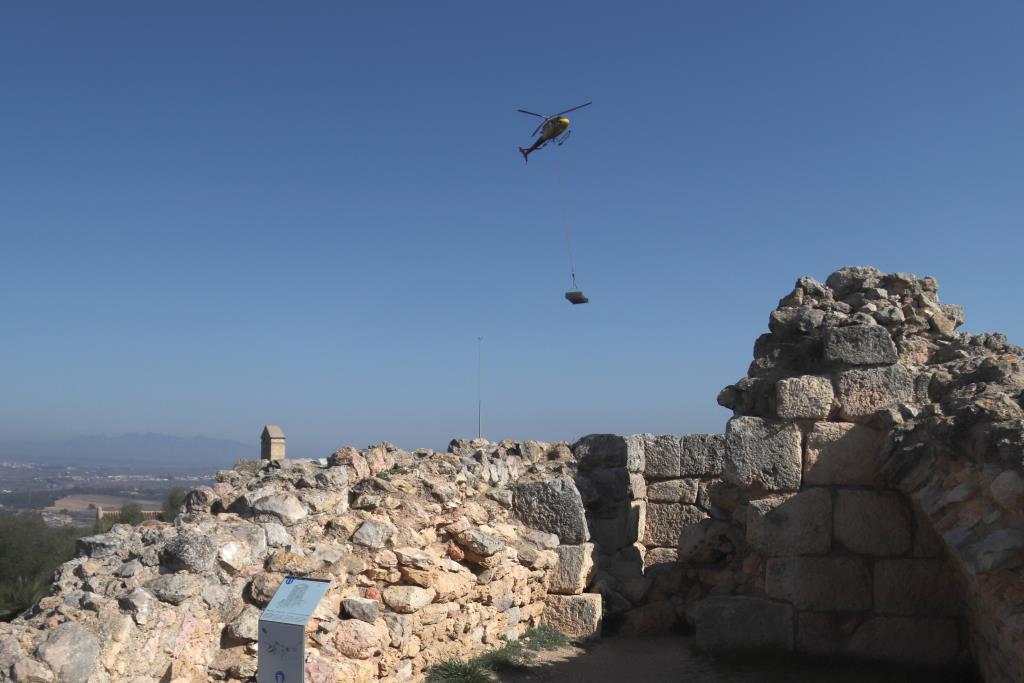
[119,502,143,525]
[161,487,188,522]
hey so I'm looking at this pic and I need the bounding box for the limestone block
[549,544,596,595]
[834,490,911,556]
[873,559,960,616]
[35,622,99,683]
[646,479,699,504]
[679,519,738,564]
[680,433,725,477]
[643,503,707,547]
[588,512,628,551]
[776,376,834,419]
[746,489,831,556]
[606,544,645,582]
[512,477,589,544]
[643,547,678,572]
[823,325,898,365]
[382,585,435,613]
[573,434,645,472]
[334,619,381,659]
[352,519,397,549]
[803,422,882,486]
[342,597,381,623]
[585,467,631,503]
[765,557,871,611]
[724,417,802,493]
[835,365,915,421]
[796,612,856,655]
[643,434,681,478]
[695,596,794,655]
[847,617,959,665]
[248,492,308,525]
[542,593,603,640]
[628,473,647,500]
[618,601,678,636]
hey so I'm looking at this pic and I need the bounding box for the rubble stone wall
[0,440,603,683]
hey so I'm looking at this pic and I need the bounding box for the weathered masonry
[575,267,1024,682]
[0,267,1021,682]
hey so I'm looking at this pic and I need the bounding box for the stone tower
[261,425,285,461]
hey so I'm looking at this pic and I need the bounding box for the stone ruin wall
[572,267,1024,683]
[0,266,1022,683]
[0,440,603,683]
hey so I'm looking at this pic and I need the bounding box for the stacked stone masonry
[574,267,1024,682]
[0,440,604,682]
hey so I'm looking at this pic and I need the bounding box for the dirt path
[497,635,975,683]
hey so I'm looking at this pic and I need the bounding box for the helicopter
[517,101,592,162]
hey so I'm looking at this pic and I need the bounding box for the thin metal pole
[477,337,483,439]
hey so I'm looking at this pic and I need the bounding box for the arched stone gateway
[575,267,1023,682]
[0,267,1019,682]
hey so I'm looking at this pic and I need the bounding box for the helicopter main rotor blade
[517,109,547,118]
[531,118,550,137]
[552,101,592,117]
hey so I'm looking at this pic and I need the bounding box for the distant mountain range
[0,433,252,470]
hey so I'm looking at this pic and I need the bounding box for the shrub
[161,486,188,521]
[523,625,569,651]
[424,659,491,683]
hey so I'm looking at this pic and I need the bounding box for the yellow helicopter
[517,101,592,162]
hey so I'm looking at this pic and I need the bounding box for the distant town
[0,458,213,527]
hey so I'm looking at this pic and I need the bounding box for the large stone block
[796,612,854,656]
[646,479,698,504]
[643,547,678,572]
[824,325,898,366]
[618,600,679,635]
[873,559,960,616]
[679,519,739,564]
[643,503,707,547]
[695,596,794,655]
[765,557,871,610]
[724,417,802,493]
[589,511,629,551]
[746,489,831,556]
[543,593,602,640]
[847,617,959,665]
[803,422,882,486]
[835,365,916,421]
[573,434,645,472]
[512,477,589,544]
[776,376,834,419]
[644,434,681,478]
[834,490,911,556]
[680,433,725,476]
[549,544,596,595]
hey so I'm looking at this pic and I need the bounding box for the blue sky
[2,2,1022,457]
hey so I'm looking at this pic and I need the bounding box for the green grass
[425,659,492,683]
[471,641,527,672]
[424,628,570,682]
[522,625,569,651]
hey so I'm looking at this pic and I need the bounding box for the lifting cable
[555,153,579,290]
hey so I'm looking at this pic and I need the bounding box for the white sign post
[257,576,331,683]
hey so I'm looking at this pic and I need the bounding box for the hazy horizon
[3,3,1022,457]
